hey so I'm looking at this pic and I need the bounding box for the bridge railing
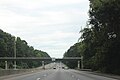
[62,57,81,59]
[0,57,81,61]
[0,57,51,59]
[0,57,52,61]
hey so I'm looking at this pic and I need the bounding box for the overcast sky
[0,0,89,58]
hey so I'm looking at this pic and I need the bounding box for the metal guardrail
[0,57,81,61]
[0,57,51,59]
[62,57,81,59]
[0,57,52,61]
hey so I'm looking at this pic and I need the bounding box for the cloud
[0,0,89,58]
[0,0,87,10]
[25,30,80,58]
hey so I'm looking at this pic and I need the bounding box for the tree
[0,29,50,69]
[86,0,120,74]
[63,43,81,68]
[64,0,120,74]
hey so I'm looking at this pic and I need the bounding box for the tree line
[0,29,50,69]
[64,0,120,75]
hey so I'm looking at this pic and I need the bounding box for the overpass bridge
[0,57,81,61]
[0,57,83,70]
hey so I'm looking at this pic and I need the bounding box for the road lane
[44,69,117,80]
[66,69,117,80]
[2,69,56,80]
[44,69,74,80]
[0,62,118,80]
[1,69,118,80]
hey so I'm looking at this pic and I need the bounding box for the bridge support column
[81,56,84,69]
[5,61,8,70]
[42,61,45,70]
[77,61,80,69]
[14,38,17,70]
[14,61,16,70]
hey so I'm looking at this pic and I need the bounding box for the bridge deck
[0,57,81,61]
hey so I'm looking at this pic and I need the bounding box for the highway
[1,63,118,80]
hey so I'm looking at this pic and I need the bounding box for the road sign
[52,58,56,61]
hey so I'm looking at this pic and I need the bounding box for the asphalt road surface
[0,63,118,80]
[1,69,117,80]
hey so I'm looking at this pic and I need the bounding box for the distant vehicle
[62,67,65,69]
[64,67,68,70]
[53,67,56,69]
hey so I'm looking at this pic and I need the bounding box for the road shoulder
[78,69,120,80]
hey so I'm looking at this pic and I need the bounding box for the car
[65,67,69,70]
[53,67,56,69]
[62,67,65,69]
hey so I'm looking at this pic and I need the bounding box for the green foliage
[64,0,120,75]
[79,0,120,74]
[63,43,81,68]
[88,0,120,74]
[0,29,50,69]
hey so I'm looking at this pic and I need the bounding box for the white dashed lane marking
[36,78,41,80]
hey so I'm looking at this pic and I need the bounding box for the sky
[0,0,89,58]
